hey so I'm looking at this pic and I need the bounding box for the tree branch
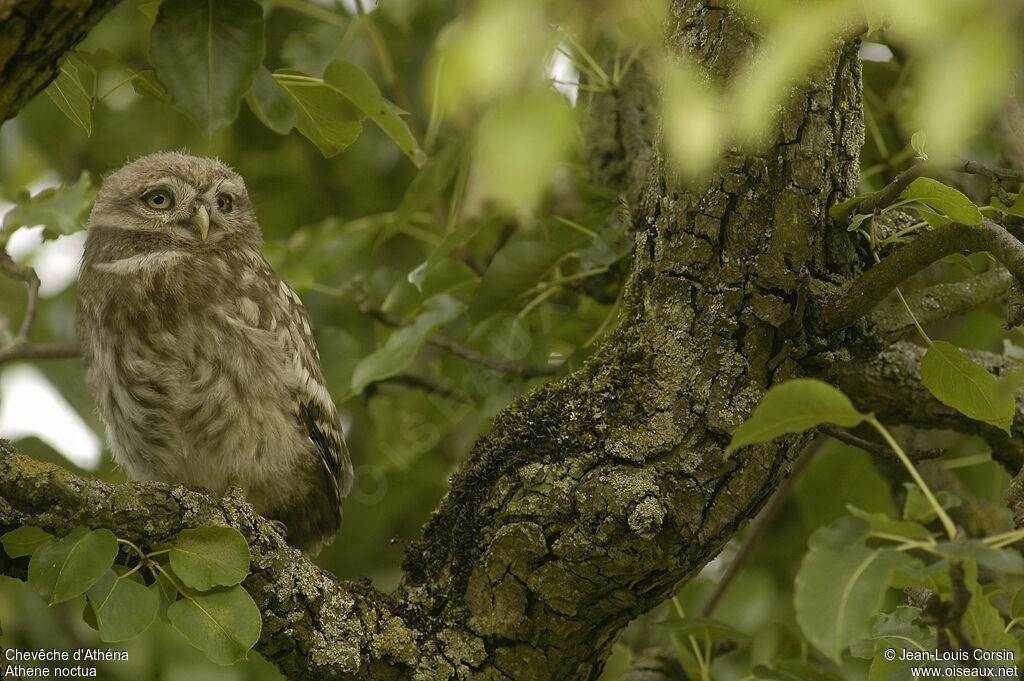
[0,0,123,123]
[854,158,1024,220]
[0,341,81,365]
[0,2,873,679]
[949,158,1024,185]
[818,424,944,463]
[0,440,430,681]
[856,163,928,216]
[829,342,1024,472]
[870,267,1012,340]
[819,221,1024,332]
[0,244,41,343]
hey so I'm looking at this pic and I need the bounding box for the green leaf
[385,139,464,242]
[846,213,871,232]
[274,69,363,157]
[917,208,952,229]
[45,58,93,135]
[960,562,1020,657]
[753,662,845,681]
[726,379,866,456]
[150,0,266,135]
[900,177,983,225]
[920,340,1014,433]
[1011,587,1024,619]
[866,638,916,681]
[245,64,296,134]
[808,516,871,551]
[169,526,251,590]
[167,585,262,664]
[350,294,465,393]
[902,483,961,524]
[86,569,159,641]
[0,526,54,558]
[849,606,929,668]
[846,506,933,541]
[657,616,750,643]
[795,544,912,663]
[468,240,568,321]
[578,221,632,269]
[130,69,170,102]
[153,569,180,624]
[933,540,1024,574]
[472,91,577,213]
[137,1,161,19]
[910,130,927,158]
[2,172,95,240]
[323,60,426,167]
[27,528,118,605]
[830,193,872,221]
[991,193,1024,218]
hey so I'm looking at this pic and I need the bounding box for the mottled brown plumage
[76,152,353,554]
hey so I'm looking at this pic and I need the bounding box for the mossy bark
[395,3,867,678]
[0,0,122,124]
[0,2,891,681]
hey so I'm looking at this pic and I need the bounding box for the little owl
[76,152,353,554]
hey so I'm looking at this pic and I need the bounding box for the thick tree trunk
[0,2,873,680]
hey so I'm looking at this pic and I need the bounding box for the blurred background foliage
[1,0,1023,678]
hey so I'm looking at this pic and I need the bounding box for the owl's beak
[190,204,211,241]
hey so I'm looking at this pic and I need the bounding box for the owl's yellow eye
[143,190,174,210]
[217,193,233,212]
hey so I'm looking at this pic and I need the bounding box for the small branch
[0,442,425,681]
[0,341,81,366]
[949,158,1024,184]
[851,158,1023,224]
[857,163,928,215]
[366,373,463,400]
[829,341,1024,473]
[819,220,1024,333]
[871,268,1013,340]
[818,424,944,463]
[352,282,559,378]
[425,335,557,377]
[0,245,41,342]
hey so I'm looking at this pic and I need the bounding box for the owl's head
[89,152,259,246]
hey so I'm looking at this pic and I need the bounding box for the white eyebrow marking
[91,250,187,275]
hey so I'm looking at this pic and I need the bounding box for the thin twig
[0,341,81,366]
[367,373,463,400]
[351,282,558,378]
[819,220,1024,333]
[857,163,928,216]
[0,245,41,342]
[854,158,1024,222]
[701,439,822,617]
[818,424,944,463]
[949,158,1024,184]
[425,335,557,377]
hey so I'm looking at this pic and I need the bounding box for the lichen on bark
[0,1,932,680]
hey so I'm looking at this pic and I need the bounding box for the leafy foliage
[3,525,259,663]
[3,0,1024,679]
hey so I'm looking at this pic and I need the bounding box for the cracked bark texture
[0,0,123,123]
[0,2,944,680]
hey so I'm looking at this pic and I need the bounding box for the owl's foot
[268,519,289,540]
